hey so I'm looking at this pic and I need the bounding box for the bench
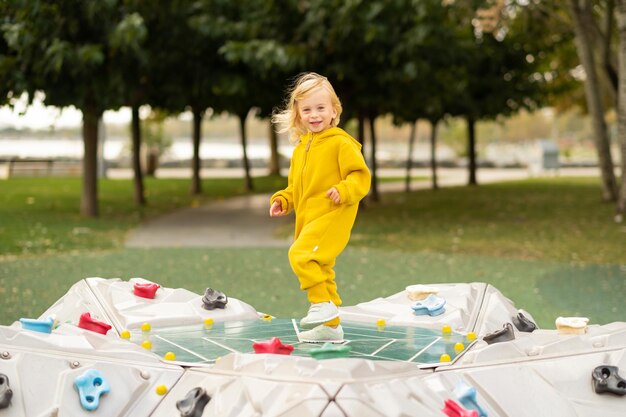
[1,158,82,178]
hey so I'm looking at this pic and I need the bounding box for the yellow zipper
[301,132,313,191]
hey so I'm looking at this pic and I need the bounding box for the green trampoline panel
[132,318,471,365]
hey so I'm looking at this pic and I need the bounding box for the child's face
[297,87,337,134]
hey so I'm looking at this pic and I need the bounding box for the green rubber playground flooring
[129,318,472,365]
[0,247,623,329]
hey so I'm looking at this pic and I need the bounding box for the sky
[0,92,131,130]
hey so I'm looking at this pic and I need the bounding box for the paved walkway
[124,167,599,248]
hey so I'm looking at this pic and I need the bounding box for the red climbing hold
[133,283,160,299]
[78,312,112,335]
[442,399,478,417]
[252,337,294,355]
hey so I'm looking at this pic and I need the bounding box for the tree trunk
[131,104,145,206]
[239,111,253,192]
[467,116,478,186]
[600,0,619,99]
[615,0,626,215]
[568,0,618,201]
[268,120,280,176]
[191,107,204,195]
[368,116,379,202]
[405,120,417,192]
[430,120,439,190]
[357,113,365,150]
[81,105,100,217]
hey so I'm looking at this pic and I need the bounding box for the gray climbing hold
[592,365,626,396]
[176,387,211,417]
[483,323,515,345]
[0,374,12,409]
[512,311,537,333]
[201,288,228,310]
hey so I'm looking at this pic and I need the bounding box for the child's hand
[326,187,341,204]
[269,200,287,217]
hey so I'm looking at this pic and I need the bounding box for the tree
[568,0,619,201]
[216,0,305,182]
[148,0,228,196]
[109,7,149,206]
[452,2,554,186]
[3,1,129,217]
[389,0,463,191]
[614,0,626,216]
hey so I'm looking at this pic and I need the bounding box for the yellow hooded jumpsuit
[271,127,371,318]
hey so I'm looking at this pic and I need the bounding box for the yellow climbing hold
[376,319,386,327]
[454,342,465,354]
[141,322,151,332]
[466,332,477,342]
[204,318,214,327]
[262,314,272,322]
[164,352,176,361]
[141,340,152,350]
[440,353,451,362]
[155,385,168,396]
[442,325,452,335]
[120,330,131,339]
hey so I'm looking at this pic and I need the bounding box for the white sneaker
[298,324,344,343]
[300,302,339,328]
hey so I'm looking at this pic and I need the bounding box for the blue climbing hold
[411,294,446,316]
[454,380,488,417]
[74,369,110,411]
[19,316,55,334]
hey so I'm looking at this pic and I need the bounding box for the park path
[124,167,597,248]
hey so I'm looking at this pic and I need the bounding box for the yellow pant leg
[289,205,354,302]
[321,260,342,306]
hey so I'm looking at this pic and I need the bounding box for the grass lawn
[0,175,624,328]
[0,176,286,257]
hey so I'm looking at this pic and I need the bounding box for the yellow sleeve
[335,141,371,205]
[270,158,295,214]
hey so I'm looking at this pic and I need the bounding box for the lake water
[0,136,457,163]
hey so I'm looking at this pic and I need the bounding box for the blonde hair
[272,72,342,144]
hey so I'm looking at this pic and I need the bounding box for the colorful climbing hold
[155,385,168,396]
[592,365,626,396]
[252,337,294,355]
[201,288,228,310]
[483,323,515,345]
[164,352,176,361]
[454,381,488,417]
[74,369,110,411]
[309,343,351,360]
[77,313,112,335]
[141,322,151,332]
[120,330,131,339]
[442,398,479,417]
[411,294,446,316]
[133,282,160,299]
[19,316,55,334]
[176,387,211,417]
[141,340,152,350]
[0,374,12,409]
[440,353,452,363]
